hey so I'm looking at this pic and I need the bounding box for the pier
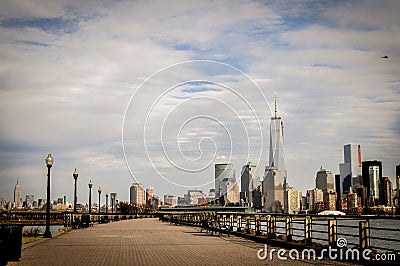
[7,218,356,266]
[2,210,399,265]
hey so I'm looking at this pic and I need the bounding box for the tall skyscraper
[315,167,335,208]
[362,160,382,205]
[262,95,286,212]
[215,163,235,198]
[379,177,392,207]
[240,162,256,206]
[339,144,361,195]
[397,164,400,209]
[356,185,368,208]
[130,183,145,205]
[262,168,284,212]
[14,180,21,209]
[268,95,287,188]
[335,174,341,210]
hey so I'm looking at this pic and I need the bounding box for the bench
[72,215,93,229]
[170,216,178,226]
[204,220,231,237]
[200,219,210,233]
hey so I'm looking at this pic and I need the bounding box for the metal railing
[157,210,400,255]
[0,211,155,227]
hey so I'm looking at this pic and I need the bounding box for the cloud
[0,0,399,202]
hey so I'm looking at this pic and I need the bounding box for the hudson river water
[245,218,399,253]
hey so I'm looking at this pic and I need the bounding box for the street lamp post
[105,192,109,214]
[73,169,78,213]
[98,187,102,214]
[44,153,54,238]
[88,180,93,214]
[111,195,115,214]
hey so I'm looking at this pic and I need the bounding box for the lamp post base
[43,230,52,238]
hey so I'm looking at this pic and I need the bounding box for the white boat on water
[317,210,346,215]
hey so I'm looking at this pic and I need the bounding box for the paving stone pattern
[8,218,355,266]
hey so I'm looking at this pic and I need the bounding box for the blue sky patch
[1,17,79,34]
[181,87,222,93]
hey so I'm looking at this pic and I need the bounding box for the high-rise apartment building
[163,194,177,207]
[362,160,382,205]
[215,164,235,198]
[205,189,216,203]
[220,179,239,204]
[347,187,358,212]
[146,187,154,203]
[240,162,256,206]
[356,185,368,208]
[306,188,324,212]
[187,190,204,205]
[326,191,337,211]
[25,195,34,209]
[130,183,145,205]
[339,144,361,194]
[14,180,22,209]
[284,187,301,214]
[0,197,5,209]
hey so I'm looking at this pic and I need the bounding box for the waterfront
[266,219,400,252]
[22,225,63,236]
[9,218,356,266]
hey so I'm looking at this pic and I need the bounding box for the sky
[0,0,399,204]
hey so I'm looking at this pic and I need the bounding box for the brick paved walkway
[9,218,355,265]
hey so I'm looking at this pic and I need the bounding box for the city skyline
[0,1,399,202]
[2,152,397,208]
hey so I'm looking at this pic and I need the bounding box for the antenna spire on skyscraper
[274,93,277,118]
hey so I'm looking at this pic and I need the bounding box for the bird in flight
[381,55,389,59]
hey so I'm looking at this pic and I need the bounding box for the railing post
[237,215,242,232]
[245,216,250,234]
[359,221,370,249]
[285,216,292,241]
[304,215,312,245]
[63,213,68,227]
[328,219,337,247]
[267,215,276,238]
[255,215,261,236]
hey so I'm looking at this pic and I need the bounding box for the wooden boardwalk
[8,218,356,265]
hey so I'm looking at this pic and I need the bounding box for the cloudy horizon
[0,0,399,204]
